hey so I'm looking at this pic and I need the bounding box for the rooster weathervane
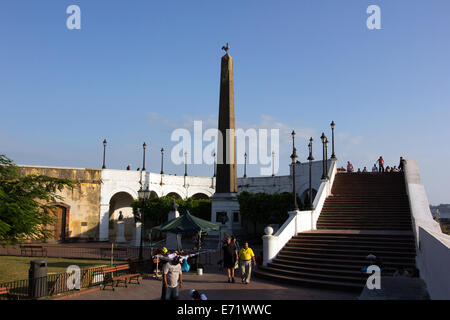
[221,43,230,54]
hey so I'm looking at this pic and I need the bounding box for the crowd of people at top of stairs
[339,157,405,173]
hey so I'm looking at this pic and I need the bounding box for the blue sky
[0,1,449,204]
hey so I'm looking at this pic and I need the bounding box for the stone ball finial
[264,226,273,236]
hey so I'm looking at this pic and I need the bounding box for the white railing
[262,159,338,266]
[404,160,450,299]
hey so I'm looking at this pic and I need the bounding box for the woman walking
[222,236,238,283]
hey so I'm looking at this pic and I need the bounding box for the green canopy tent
[150,211,221,269]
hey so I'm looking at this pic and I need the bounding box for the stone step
[254,267,364,290]
[272,257,416,272]
[282,246,415,258]
[277,251,415,265]
[289,238,415,248]
[276,252,415,267]
[257,265,365,285]
[285,242,415,252]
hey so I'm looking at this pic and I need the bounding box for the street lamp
[244,152,247,178]
[321,133,327,180]
[325,138,329,180]
[142,142,147,171]
[330,121,336,159]
[160,148,164,174]
[184,151,188,177]
[213,152,216,177]
[272,151,275,177]
[102,139,107,169]
[137,185,151,261]
[307,138,315,210]
[290,131,299,211]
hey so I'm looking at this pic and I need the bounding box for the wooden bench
[20,245,47,257]
[0,287,9,299]
[101,264,141,291]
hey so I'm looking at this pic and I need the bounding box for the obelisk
[216,45,237,193]
[211,43,240,238]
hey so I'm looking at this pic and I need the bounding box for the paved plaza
[65,259,358,300]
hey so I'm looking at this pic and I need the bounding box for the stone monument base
[116,221,126,243]
[210,192,241,239]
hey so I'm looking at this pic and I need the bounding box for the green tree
[0,155,75,244]
[237,191,302,236]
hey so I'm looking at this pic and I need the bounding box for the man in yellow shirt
[238,241,256,284]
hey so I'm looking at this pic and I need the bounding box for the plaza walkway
[66,266,358,300]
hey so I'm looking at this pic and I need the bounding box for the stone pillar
[262,226,276,266]
[166,200,182,250]
[116,221,126,243]
[99,204,110,241]
[134,222,142,247]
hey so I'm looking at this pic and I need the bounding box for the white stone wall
[238,159,332,202]
[99,169,216,241]
[404,160,450,299]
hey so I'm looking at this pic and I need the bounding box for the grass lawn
[0,256,122,283]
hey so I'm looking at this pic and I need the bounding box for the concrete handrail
[404,160,450,299]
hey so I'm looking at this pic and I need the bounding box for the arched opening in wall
[150,191,158,199]
[109,192,135,242]
[300,189,318,207]
[48,204,70,242]
[166,192,182,199]
[191,193,209,200]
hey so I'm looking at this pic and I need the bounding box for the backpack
[181,259,190,272]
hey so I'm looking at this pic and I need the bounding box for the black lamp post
[102,139,107,169]
[137,185,151,261]
[290,131,299,211]
[213,152,216,177]
[325,138,329,180]
[307,137,315,210]
[244,152,247,178]
[272,151,275,177]
[330,121,336,159]
[160,148,164,174]
[142,142,147,171]
[321,133,327,180]
[184,152,188,177]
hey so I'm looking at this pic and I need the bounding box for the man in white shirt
[162,256,183,300]
[372,164,378,172]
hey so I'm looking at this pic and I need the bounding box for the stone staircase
[254,172,417,290]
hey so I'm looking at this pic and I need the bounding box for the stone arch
[165,192,182,199]
[108,191,135,242]
[150,191,159,199]
[191,193,210,200]
[300,188,318,206]
[104,187,138,204]
[187,187,214,199]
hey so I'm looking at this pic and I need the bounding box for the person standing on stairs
[347,161,354,173]
[377,156,385,172]
[398,157,405,172]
